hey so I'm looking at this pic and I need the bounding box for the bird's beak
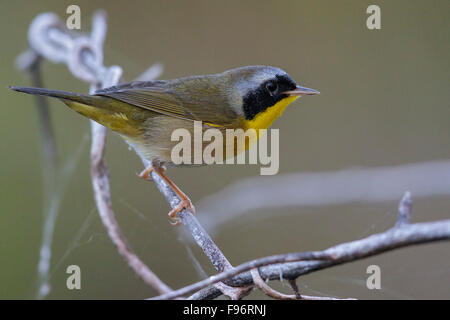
[283,85,320,96]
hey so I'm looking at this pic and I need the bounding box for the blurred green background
[0,0,449,299]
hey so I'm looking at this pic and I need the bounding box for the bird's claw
[168,199,195,226]
[138,166,153,181]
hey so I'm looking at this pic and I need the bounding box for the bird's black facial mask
[242,74,297,120]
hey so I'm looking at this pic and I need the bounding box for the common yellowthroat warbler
[11,65,319,223]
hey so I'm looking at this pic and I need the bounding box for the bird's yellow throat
[243,96,299,131]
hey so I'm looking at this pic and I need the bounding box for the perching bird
[11,65,319,224]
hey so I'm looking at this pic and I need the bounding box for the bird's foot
[138,163,193,226]
[168,198,196,226]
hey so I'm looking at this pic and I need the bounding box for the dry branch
[156,198,450,299]
[18,11,171,295]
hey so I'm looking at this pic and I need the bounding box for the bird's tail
[9,86,100,106]
[10,86,143,137]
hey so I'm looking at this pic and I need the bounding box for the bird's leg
[154,167,195,226]
[140,164,195,226]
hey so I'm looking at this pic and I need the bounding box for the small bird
[11,65,319,223]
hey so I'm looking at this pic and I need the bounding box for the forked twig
[251,268,354,300]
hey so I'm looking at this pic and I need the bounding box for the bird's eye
[265,81,278,95]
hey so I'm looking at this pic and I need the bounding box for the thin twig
[288,279,302,299]
[396,191,412,227]
[251,268,353,300]
[210,282,253,300]
[135,62,164,82]
[16,53,57,166]
[251,268,297,300]
[16,49,58,299]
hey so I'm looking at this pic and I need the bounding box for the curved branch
[19,11,172,295]
[156,217,450,299]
